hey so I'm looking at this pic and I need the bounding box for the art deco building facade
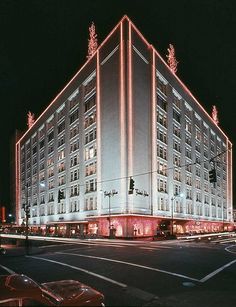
[16,16,233,238]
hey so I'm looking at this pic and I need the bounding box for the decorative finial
[212,105,219,125]
[27,111,35,129]
[166,44,178,74]
[87,22,98,60]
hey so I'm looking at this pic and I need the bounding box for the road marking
[56,252,199,282]
[0,264,16,274]
[199,259,236,283]
[225,245,236,255]
[27,255,127,288]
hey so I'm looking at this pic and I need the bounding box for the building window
[69,109,79,124]
[85,161,97,176]
[157,78,167,95]
[157,179,167,193]
[84,95,96,112]
[58,121,65,134]
[70,184,79,197]
[70,169,79,182]
[70,125,79,139]
[157,95,167,111]
[85,128,97,144]
[70,153,79,167]
[85,179,97,193]
[173,110,181,123]
[157,112,167,128]
[157,145,167,160]
[84,111,96,129]
[84,144,97,161]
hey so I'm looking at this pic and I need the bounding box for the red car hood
[42,280,104,305]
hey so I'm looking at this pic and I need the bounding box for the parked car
[0,274,105,306]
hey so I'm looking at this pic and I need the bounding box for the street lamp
[104,190,118,238]
[170,193,184,237]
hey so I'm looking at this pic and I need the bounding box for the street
[1,237,236,306]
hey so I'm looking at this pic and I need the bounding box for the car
[0,274,105,306]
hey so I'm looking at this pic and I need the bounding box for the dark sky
[0,0,235,209]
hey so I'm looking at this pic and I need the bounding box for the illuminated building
[15,16,233,238]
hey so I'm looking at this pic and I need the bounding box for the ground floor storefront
[27,215,234,238]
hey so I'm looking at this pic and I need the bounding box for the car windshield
[40,286,63,305]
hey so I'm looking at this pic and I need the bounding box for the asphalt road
[1,238,236,306]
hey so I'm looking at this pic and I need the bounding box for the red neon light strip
[120,21,126,212]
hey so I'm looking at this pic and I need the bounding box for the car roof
[0,274,42,300]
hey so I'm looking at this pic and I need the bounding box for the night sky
[0,0,235,210]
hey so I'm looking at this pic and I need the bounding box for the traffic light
[209,169,217,183]
[58,190,64,202]
[129,177,135,194]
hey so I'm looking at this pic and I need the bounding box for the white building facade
[16,16,233,238]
